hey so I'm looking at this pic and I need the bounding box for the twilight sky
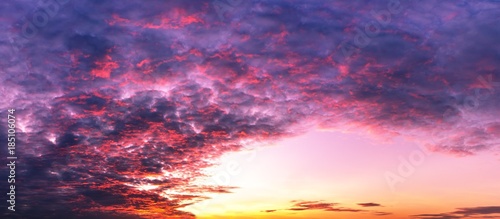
[0,0,499,218]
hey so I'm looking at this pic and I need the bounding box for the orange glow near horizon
[180,130,500,219]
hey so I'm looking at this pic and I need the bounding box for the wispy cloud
[414,206,500,219]
[263,200,391,216]
[357,202,383,207]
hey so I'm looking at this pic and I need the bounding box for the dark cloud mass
[0,0,499,218]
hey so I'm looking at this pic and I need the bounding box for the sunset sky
[1,0,499,218]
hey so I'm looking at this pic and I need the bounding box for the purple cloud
[0,0,499,218]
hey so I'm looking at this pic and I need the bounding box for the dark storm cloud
[1,0,499,218]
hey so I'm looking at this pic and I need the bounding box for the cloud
[0,0,499,218]
[264,200,392,215]
[373,211,392,216]
[414,206,500,219]
[358,202,382,207]
[453,206,500,215]
[286,200,364,212]
[288,200,339,211]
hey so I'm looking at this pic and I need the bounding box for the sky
[0,0,499,218]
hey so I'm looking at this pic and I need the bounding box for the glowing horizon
[1,0,500,218]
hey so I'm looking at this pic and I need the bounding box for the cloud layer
[414,206,500,219]
[1,0,499,218]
